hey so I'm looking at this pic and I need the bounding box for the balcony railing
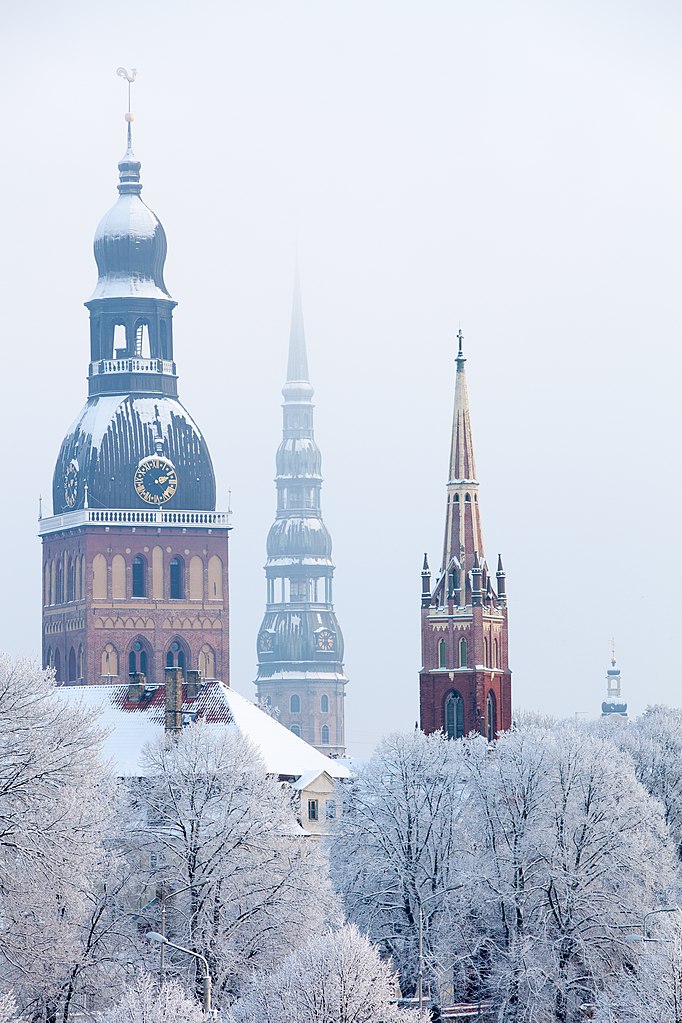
[89,358,176,376]
[39,508,231,535]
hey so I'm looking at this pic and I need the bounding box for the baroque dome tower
[41,96,230,689]
[254,272,347,756]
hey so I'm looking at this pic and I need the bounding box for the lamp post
[146,931,212,1014]
[625,906,681,944]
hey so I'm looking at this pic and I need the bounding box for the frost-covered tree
[593,918,682,1023]
[607,705,682,859]
[98,972,205,1023]
[0,657,138,1023]
[333,724,679,1022]
[232,924,428,1023]
[332,731,469,1000]
[134,724,338,1007]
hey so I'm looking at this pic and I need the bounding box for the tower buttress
[254,269,347,756]
[419,331,512,739]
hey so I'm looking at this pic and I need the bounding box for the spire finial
[116,68,142,195]
[456,327,466,367]
[611,637,616,667]
[282,261,314,401]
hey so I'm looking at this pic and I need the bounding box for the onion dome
[90,124,171,302]
[267,517,332,559]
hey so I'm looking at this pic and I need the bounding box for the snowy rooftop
[55,681,350,781]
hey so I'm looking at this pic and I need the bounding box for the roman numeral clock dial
[134,456,179,505]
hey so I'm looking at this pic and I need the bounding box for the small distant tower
[601,644,628,721]
[254,270,347,755]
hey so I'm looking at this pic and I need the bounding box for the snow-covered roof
[56,681,350,781]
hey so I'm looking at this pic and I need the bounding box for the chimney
[127,672,147,703]
[165,667,184,734]
[186,668,202,700]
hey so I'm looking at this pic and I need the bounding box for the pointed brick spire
[448,329,477,484]
[442,331,484,573]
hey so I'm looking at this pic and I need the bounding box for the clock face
[316,629,336,652]
[133,456,178,505]
[64,459,79,509]
[258,631,274,653]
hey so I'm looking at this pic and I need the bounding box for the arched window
[290,724,301,737]
[129,640,149,677]
[113,322,127,356]
[486,691,497,742]
[45,646,53,671]
[321,725,330,745]
[465,493,471,502]
[56,560,64,605]
[93,554,107,599]
[189,556,203,600]
[484,637,489,666]
[54,649,62,683]
[160,320,170,359]
[132,555,147,597]
[112,554,126,599]
[67,559,75,602]
[135,321,151,359]
[444,691,465,740]
[198,644,215,679]
[459,638,468,668]
[101,643,118,677]
[77,645,84,680]
[208,555,222,599]
[166,639,188,672]
[43,561,51,606]
[67,648,77,682]
[438,638,447,669]
[320,694,329,713]
[290,694,301,714]
[170,557,184,600]
[494,637,499,668]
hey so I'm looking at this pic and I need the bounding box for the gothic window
[486,691,497,742]
[170,557,184,600]
[321,725,330,744]
[465,493,471,502]
[444,691,465,740]
[92,554,107,599]
[43,562,51,606]
[166,640,187,672]
[320,694,329,713]
[54,649,62,683]
[198,644,216,679]
[101,643,118,677]
[68,648,77,682]
[77,645,84,680]
[454,493,460,503]
[56,560,64,605]
[484,637,489,666]
[494,637,499,668]
[208,555,222,599]
[459,637,468,668]
[438,639,447,669]
[132,555,147,598]
[129,640,149,677]
[290,724,301,737]
[290,694,301,714]
[67,559,75,602]
[189,556,203,600]
[45,646,53,671]
[112,554,126,599]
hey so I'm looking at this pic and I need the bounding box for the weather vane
[116,67,137,122]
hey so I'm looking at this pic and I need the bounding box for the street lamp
[624,906,680,944]
[146,931,212,1013]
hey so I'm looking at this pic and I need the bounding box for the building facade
[419,332,511,739]
[40,116,230,686]
[254,274,347,755]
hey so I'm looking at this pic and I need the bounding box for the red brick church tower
[40,102,230,687]
[419,332,511,739]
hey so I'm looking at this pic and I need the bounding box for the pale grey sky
[1,1,680,754]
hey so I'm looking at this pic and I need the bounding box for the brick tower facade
[254,272,347,756]
[419,332,511,739]
[40,111,230,688]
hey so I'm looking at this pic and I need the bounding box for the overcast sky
[1,1,680,755]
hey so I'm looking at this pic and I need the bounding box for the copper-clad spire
[282,263,314,402]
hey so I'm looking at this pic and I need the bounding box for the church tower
[419,331,511,739]
[40,102,230,687]
[254,273,347,756]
